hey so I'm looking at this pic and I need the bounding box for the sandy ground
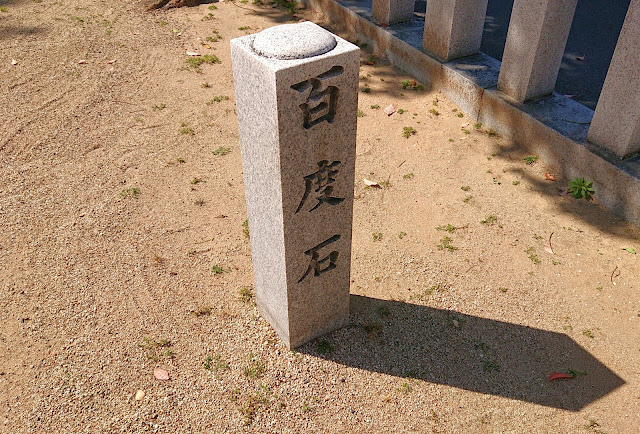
[1,0,639,432]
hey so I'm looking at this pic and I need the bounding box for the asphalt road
[413,0,631,109]
[482,0,631,110]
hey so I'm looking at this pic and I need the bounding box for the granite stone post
[372,0,415,25]
[231,22,359,349]
[587,0,640,158]
[497,0,577,103]
[422,0,489,62]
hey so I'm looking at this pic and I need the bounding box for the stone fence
[304,0,640,225]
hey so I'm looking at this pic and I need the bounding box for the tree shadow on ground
[299,294,624,411]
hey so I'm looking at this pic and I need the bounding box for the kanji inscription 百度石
[290,66,344,129]
[298,234,341,283]
[295,160,345,213]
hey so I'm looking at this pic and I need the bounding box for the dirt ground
[1,0,639,432]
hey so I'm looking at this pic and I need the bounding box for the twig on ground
[611,265,620,285]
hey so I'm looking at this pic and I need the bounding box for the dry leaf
[545,173,557,182]
[363,179,381,188]
[186,51,201,57]
[558,188,568,196]
[380,22,388,28]
[544,247,554,254]
[564,94,575,98]
[548,372,573,382]
[11,59,18,66]
[153,367,169,381]
[452,319,460,328]
[383,104,397,116]
[204,44,211,49]
[135,390,145,401]
[460,123,469,128]
[575,56,585,61]
[78,60,87,64]
[107,59,116,64]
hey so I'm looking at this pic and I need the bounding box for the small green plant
[370,104,380,109]
[238,26,251,30]
[487,129,498,137]
[239,393,269,426]
[0,6,8,12]
[480,214,497,225]
[207,95,229,104]
[194,199,206,206]
[463,195,473,203]
[437,236,457,252]
[462,128,470,135]
[176,157,185,163]
[402,172,414,179]
[482,360,500,373]
[211,265,229,274]
[457,112,464,118]
[212,146,231,156]
[120,187,140,198]
[191,177,204,185]
[498,287,508,293]
[152,103,166,110]
[474,122,482,129]
[139,337,172,361]
[524,155,538,165]
[397,382,412,393]
[435,224,456,233]
[243,355,266,378]
[316,339,334,354]
[180,125,195,135]
[428,109,440,116]
[398,231,407,239]
[372,232,383,242]
[239,286,254,303]
[410,284,445,301]
[461,186,470,191]
[362,86,371,93]
[567,177,595,201]
[242,219,250,239]
[582,329,595,339]
[397,108,405,114]
[377,306,390,317]
[512,180,520,186]
[201,82,211,88]
[357,109,365,117]
[186,54,221,70]
[205,34,222,43]
[400,80,424,90]
[525,246,540,264]
[402,126,416,138]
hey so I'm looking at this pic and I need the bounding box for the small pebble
[135,390,145,401]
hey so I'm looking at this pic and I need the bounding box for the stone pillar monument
[231,22,359,349]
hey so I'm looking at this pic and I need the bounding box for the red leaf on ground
[384,104,397,116]
[153,367,170,381]
[545,173,557,181]
[548,372,573,382]
[380,22,388,28]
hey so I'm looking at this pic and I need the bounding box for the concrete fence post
[422,0,489,62]
[372,0,415,25]
[497,0,577,103]
[587,0,640,159]
[231,22,359,349]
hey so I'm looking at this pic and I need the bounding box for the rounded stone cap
[252,22,337,60]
